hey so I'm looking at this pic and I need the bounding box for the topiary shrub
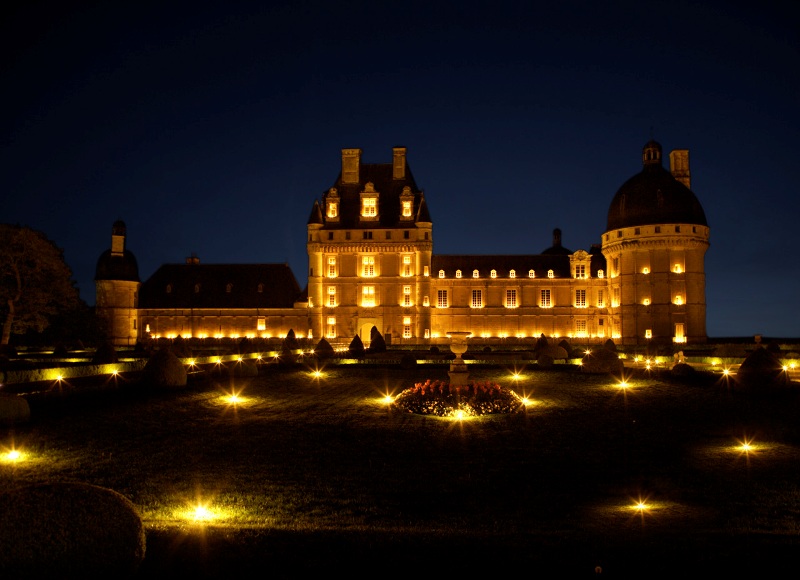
[581,348,623,376]
[367,326,387,354]
[430,345,440,354]
[483,346,492,353]
[541,345,568,360]
[400,353,417,370]
[603,339,617,352]
[537,354,555,368]
[0,482,146,578]
[170,335,192,358]
[92,341,118,364]
[142,347,187,388]
[282,329,300,353]
[348,335,366,358]
[558,339,571,353]
[735,347,791,392]
[0,394,30,426]
[315,338,335,359]
[671,362,695,377]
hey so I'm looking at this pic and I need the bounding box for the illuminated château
[96,142,709,348]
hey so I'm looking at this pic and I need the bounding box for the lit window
[643,298,650,306]
[490,269,497,278]
[506,289,517,308]
[403,285,411,307]
[456,270,462,278]
[642,267,650,274]
[547,269,554,279]
[509,269,516,278]
[575,289,586,308]
[362,286,375,307]
[575,320,587,336]
[424,329,430,339]
[403,317,412,338]
[528,269,535,278]
[674,294,683,305]
[437,290,449,308]
[423,295,429,306]
[473,269,479,278]
[575,265,586,279]
[327,317,336,339]
[645,329,652,339]
[327,202,338,218]
[327,256,337,278]
[438,269,445,278]
[402,255,412,277]
[471,289,483,308]
[362,197,377,217]
[674,323,686,343]
[327,286,336,307]
[613,287,620,307]
[402,200,412,217]
[327,316,336,324]
[423,266,429,277]
[540,289,551,308]
[362,256,375,277]
[597,290,605,307]
[598,270,604,279]
[674,264,683,273]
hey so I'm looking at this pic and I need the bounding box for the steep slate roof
[138,264,302,309]
[607,141,707,231]
[432,253,606,279]
[312,161,428,229]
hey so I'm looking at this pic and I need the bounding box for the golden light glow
[2,449,24,463]
[634,501,649,511]
[382,394,394,405]
[453,409,466,421]
[191,504,215,522]
[188,359,196,366]
[511,372,521,381]
[312,370,324,379]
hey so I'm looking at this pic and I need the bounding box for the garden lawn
[3,363,800,577]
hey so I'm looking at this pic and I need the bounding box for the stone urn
[447,331,471,386]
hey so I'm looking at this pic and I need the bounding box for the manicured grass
[3,363,800,576]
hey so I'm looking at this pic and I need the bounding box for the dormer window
[360,183,378,220]
[257,284,264,293]
[456,270,462,279]
[439,269,445,278]
[528,270,535,278]
[574,265,586,279]
[547,270,554,279]
[473,269,479,278]
[226,283,233,293]
[166,284,172,294]
[326,187,339,221]
[490,269,497,278]
[362,197,377,217]
[194,284,201,293]
[400,186,414,220]
[327,202,338,218]
[402,200,412,217]
[509,269,516,278]
[598,269,604,279]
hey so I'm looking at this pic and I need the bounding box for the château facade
[96,142,710,348]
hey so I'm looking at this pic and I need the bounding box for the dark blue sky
[3,0,798,337]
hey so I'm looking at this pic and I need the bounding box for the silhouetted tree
[282,329,300,352]
[0,224,80,345]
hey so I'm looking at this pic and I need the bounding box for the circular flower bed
[392,379,523,417]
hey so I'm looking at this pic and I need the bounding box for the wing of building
[96,142,709,348]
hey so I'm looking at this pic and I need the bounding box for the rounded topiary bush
[735,347,791,392]
[170,336,192,358]
[348,335,365,358]
[315,338,335,359]
[0,482,145,578]
[92,341,118,364]
[142,348,187,388]
[0,394,30,426]
[537,354,555,368]
[430,345,440,354]
[671,362,695,377]
[603,339,617,352]
[581,348,623,376]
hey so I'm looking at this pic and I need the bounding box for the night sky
[2,1,798,338]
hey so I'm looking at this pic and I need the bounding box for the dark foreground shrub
[0,393,30,426]
[143,348,187,388]
[400,353,417,370]
[315,338,335,358]
[92,341,118,364]
[0,482,145,579]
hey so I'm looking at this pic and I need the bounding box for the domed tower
[95,220,141,346]
[601,141,710,346]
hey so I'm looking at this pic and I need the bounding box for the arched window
[257,283,264,293]
[490,269,497,278]
[528,269,535,278]
[598,269,604,279]
[456,270,462,278]
[509,269,516,278]
[547,270,554,278]
[472,269,479,278]
[226,283,233,293]
[438,269,445,278]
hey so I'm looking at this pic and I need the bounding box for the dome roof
[606,141,707,231]
[95,249,140,282]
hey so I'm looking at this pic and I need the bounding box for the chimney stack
[669,149,691,189]
[341,148,361,184]
[392,146,406,179]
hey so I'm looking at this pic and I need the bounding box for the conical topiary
[367,326,386,353]
[348,335,365,358]
[315,338,335,358]
[735,347,790,392]
[282,329,300,353]
[142,347,187,388]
